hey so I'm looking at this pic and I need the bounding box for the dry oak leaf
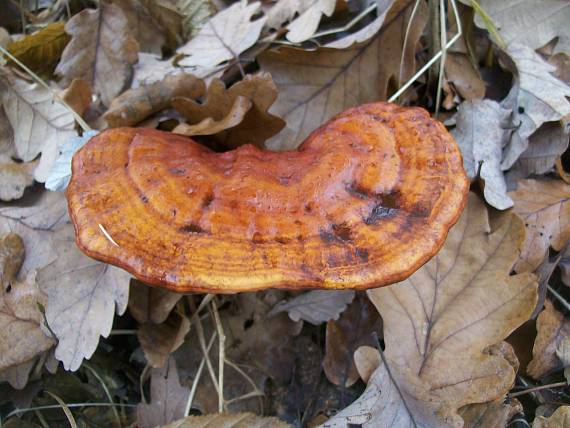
[283,0,336,44]
[172,72,285,149]
[474,0,570,55]
[451,99,513,210]
[177,1,266,69]
[137,357,190,428]
[354,345,381,383]
[321,358,452,427]
[509,178,570,273]
[268,290,355,325]
[6,22,70,77]
[366,193,538,426]
[0,74,77,182]
[0,233,55,374]
[160,413,292,427]
[322,294,380,387]
[104,73,205,127]
[37,224,130,371]
[533,406,570,428]
[527,299,570,379]
[55,1,139,106]
[459,399,523,428]
[178,0,216,40]
[138,310,190,368]
[500,43,570,170]
[129,279,182,324]
[259,0,427,150]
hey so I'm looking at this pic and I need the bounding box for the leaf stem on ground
[509,381,568,398]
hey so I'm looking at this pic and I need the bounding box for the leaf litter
[1,0,570,426]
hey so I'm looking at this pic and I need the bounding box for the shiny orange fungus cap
[66,102,469,293]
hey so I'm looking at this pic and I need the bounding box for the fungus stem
[210,297,226,413]
[184,331,217,416]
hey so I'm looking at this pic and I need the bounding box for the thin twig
[434,0,447,117]
[509,381,568,399]
[210,298,226,413]
[190,296,220,394]
[184,331,217,416]
[547,285,570,313]
[398,0,421,86]
[6,403,138,420]
[388,0,462,103]
[0,45,91,133]
[83,363,121,426]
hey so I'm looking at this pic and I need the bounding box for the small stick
[191,297,220,394]
[184,331,217,416]
[210,298,226,413]
[509,381,567,398]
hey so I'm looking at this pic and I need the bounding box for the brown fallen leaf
[362,193,537,425]
[0,157,36,202]
[445,53,485,100]
[533,405,570,428]
[0,72,77,182]
[460,399,522,428]
[179,0,216,40]
[129,279,182,324]
[160,412,292,427]
[354,345,381,383]
[37,223,131,371]
[0,233,55,376]
[55,1,139,106]
[138,310,190,368]
[527,299,570,379]
[509,178,570,273]
[6,22,70,77]
[178,2,266,70]
[104,73,205,127]
[501,43,570,170]
[322,293,381,387]
[259,0,427,150]
[141,0,184,50]
[172,72,285,149]
[137,357,190,428]
[60,78,92,117]
[267,289,355,325]
[114,0,169,55]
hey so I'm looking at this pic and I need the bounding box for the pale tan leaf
[474,0,570,54]
[129,279,183,324]
[0,73,77,182]
[259,0,427,150]
[460,399,522,428]
[113,0,168,55]
[55,2,139,106]
[138,311,190,368]
[161,412,292,427]
[0,156,36,201]
[265,0,318,29]
[321,359,454,427]
[0,358,37,390]
[104,73,205,127]
[366,193,537,424]
[172,72,285,148]
[507,123,569,184]
[533,406,570,428]
[354,345,381,383]
[37,225,130,371]
[137,357,190,428]
[451,99,512,209]
[268,290,354,325]
[509,178,570,273]
[501,44,570,170]
[178,0,216,40]
[527,299,570,379]
[0,233,55,374]
[178,2,266,69]
[285,0,336,43]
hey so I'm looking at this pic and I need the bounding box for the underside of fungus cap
[66,102,470,293]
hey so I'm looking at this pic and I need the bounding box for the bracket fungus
[67,103,469,293]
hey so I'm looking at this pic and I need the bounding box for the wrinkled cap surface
[67,103,469,293]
